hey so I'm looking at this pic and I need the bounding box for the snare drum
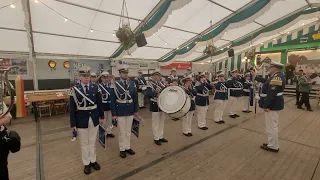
[158,86,191,119]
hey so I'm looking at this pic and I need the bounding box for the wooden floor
[7,97,320,180]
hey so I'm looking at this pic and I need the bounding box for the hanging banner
[0,58,28,75]
[160,62,192,69]
[275,31,320,47]
[110,59,159,69]
[69,59,110,85]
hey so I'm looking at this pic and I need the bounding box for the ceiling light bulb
[187,46,189,49]
[35,0,39,3]
[287,32,290,34]
[177,47,179,50]
[261,43,263,45]
[10,4,15,8]
[113,33,115,36]
[273,38,276,41]
[90,29,93,32]
[302,23,305,26]
[195,42,198,44]
[165,42,168,45]
[64,18,68,22]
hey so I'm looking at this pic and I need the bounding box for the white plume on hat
[90,72,97,76]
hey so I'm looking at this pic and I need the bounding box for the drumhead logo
[169,88,177,92]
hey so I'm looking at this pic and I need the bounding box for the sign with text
[160,62,192,69]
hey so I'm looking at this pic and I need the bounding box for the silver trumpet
[1,66,17,118]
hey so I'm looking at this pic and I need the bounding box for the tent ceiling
[0,0,319,63]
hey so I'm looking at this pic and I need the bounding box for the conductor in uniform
[69,66,104,174]
[134,70,147,108]
[254,61,285,153]
[110,67,138,158]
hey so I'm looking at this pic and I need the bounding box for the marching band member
[167,68,180,85]
[69,66,104,175]
[242,73,252,113]
[146,70,168,146]
[254,61,285,153]
[184,67,195,82]
[213,73,228,124]
[90,72,98,84]
[195,74,212,130]
[181,77,197,136]
[227,69,244,118]
[110,68,138,158]
[134,70,147,108]
[98,71,115,138]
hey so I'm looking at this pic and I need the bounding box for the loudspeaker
[228,48,234,57]
[135,33,147,47]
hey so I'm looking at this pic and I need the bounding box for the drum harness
[182,86,196,101]
[114,80,133,103]
[148,80,165,103]
[99,83,110,104]
[71,86,97,111]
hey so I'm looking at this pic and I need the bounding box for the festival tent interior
[1,0,320,179]
[1,0,320,88]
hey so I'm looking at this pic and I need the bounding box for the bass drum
[158,86,191,119]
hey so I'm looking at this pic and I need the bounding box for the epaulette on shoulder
[270,76,282,86]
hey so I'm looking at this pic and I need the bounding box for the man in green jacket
[297,73,313,111]
[294,70,304,105]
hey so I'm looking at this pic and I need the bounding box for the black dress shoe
[154,140,161,145]
[229,115,236,118]
[106,133,115,138]
[215,121,223,124]
[126,149,135,155]
[188,133,193,136]
[120,151,126,158]
[307,109,313,112]
[235,114,240,117]
[183,133,190,137]
[260,144,279,153]
[160,138,168,142]
[90,162,100,170]
[297,106,305,110]
[84,165,91,175]
[220,120,225,123]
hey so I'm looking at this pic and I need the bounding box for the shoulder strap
[73,87,95,104]
[115,81,132,99]
[99,84,110,95]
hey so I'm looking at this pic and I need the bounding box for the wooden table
[4,89,70,122]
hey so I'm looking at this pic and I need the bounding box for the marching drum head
[158,86,186,114]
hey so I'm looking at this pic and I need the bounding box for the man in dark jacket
[285,63,295,85]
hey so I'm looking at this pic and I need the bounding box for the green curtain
[277,38,282,44]
[231,56,235,71]
[237,54,241,71]
[297,30,303,38]
[219,62,222,70]
[280,52,287,73]
[268,42,273,48]
[287,34,292,41]
[225,59,228,70]
[309,25,315,33]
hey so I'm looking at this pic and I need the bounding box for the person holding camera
[1,102,21,180]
